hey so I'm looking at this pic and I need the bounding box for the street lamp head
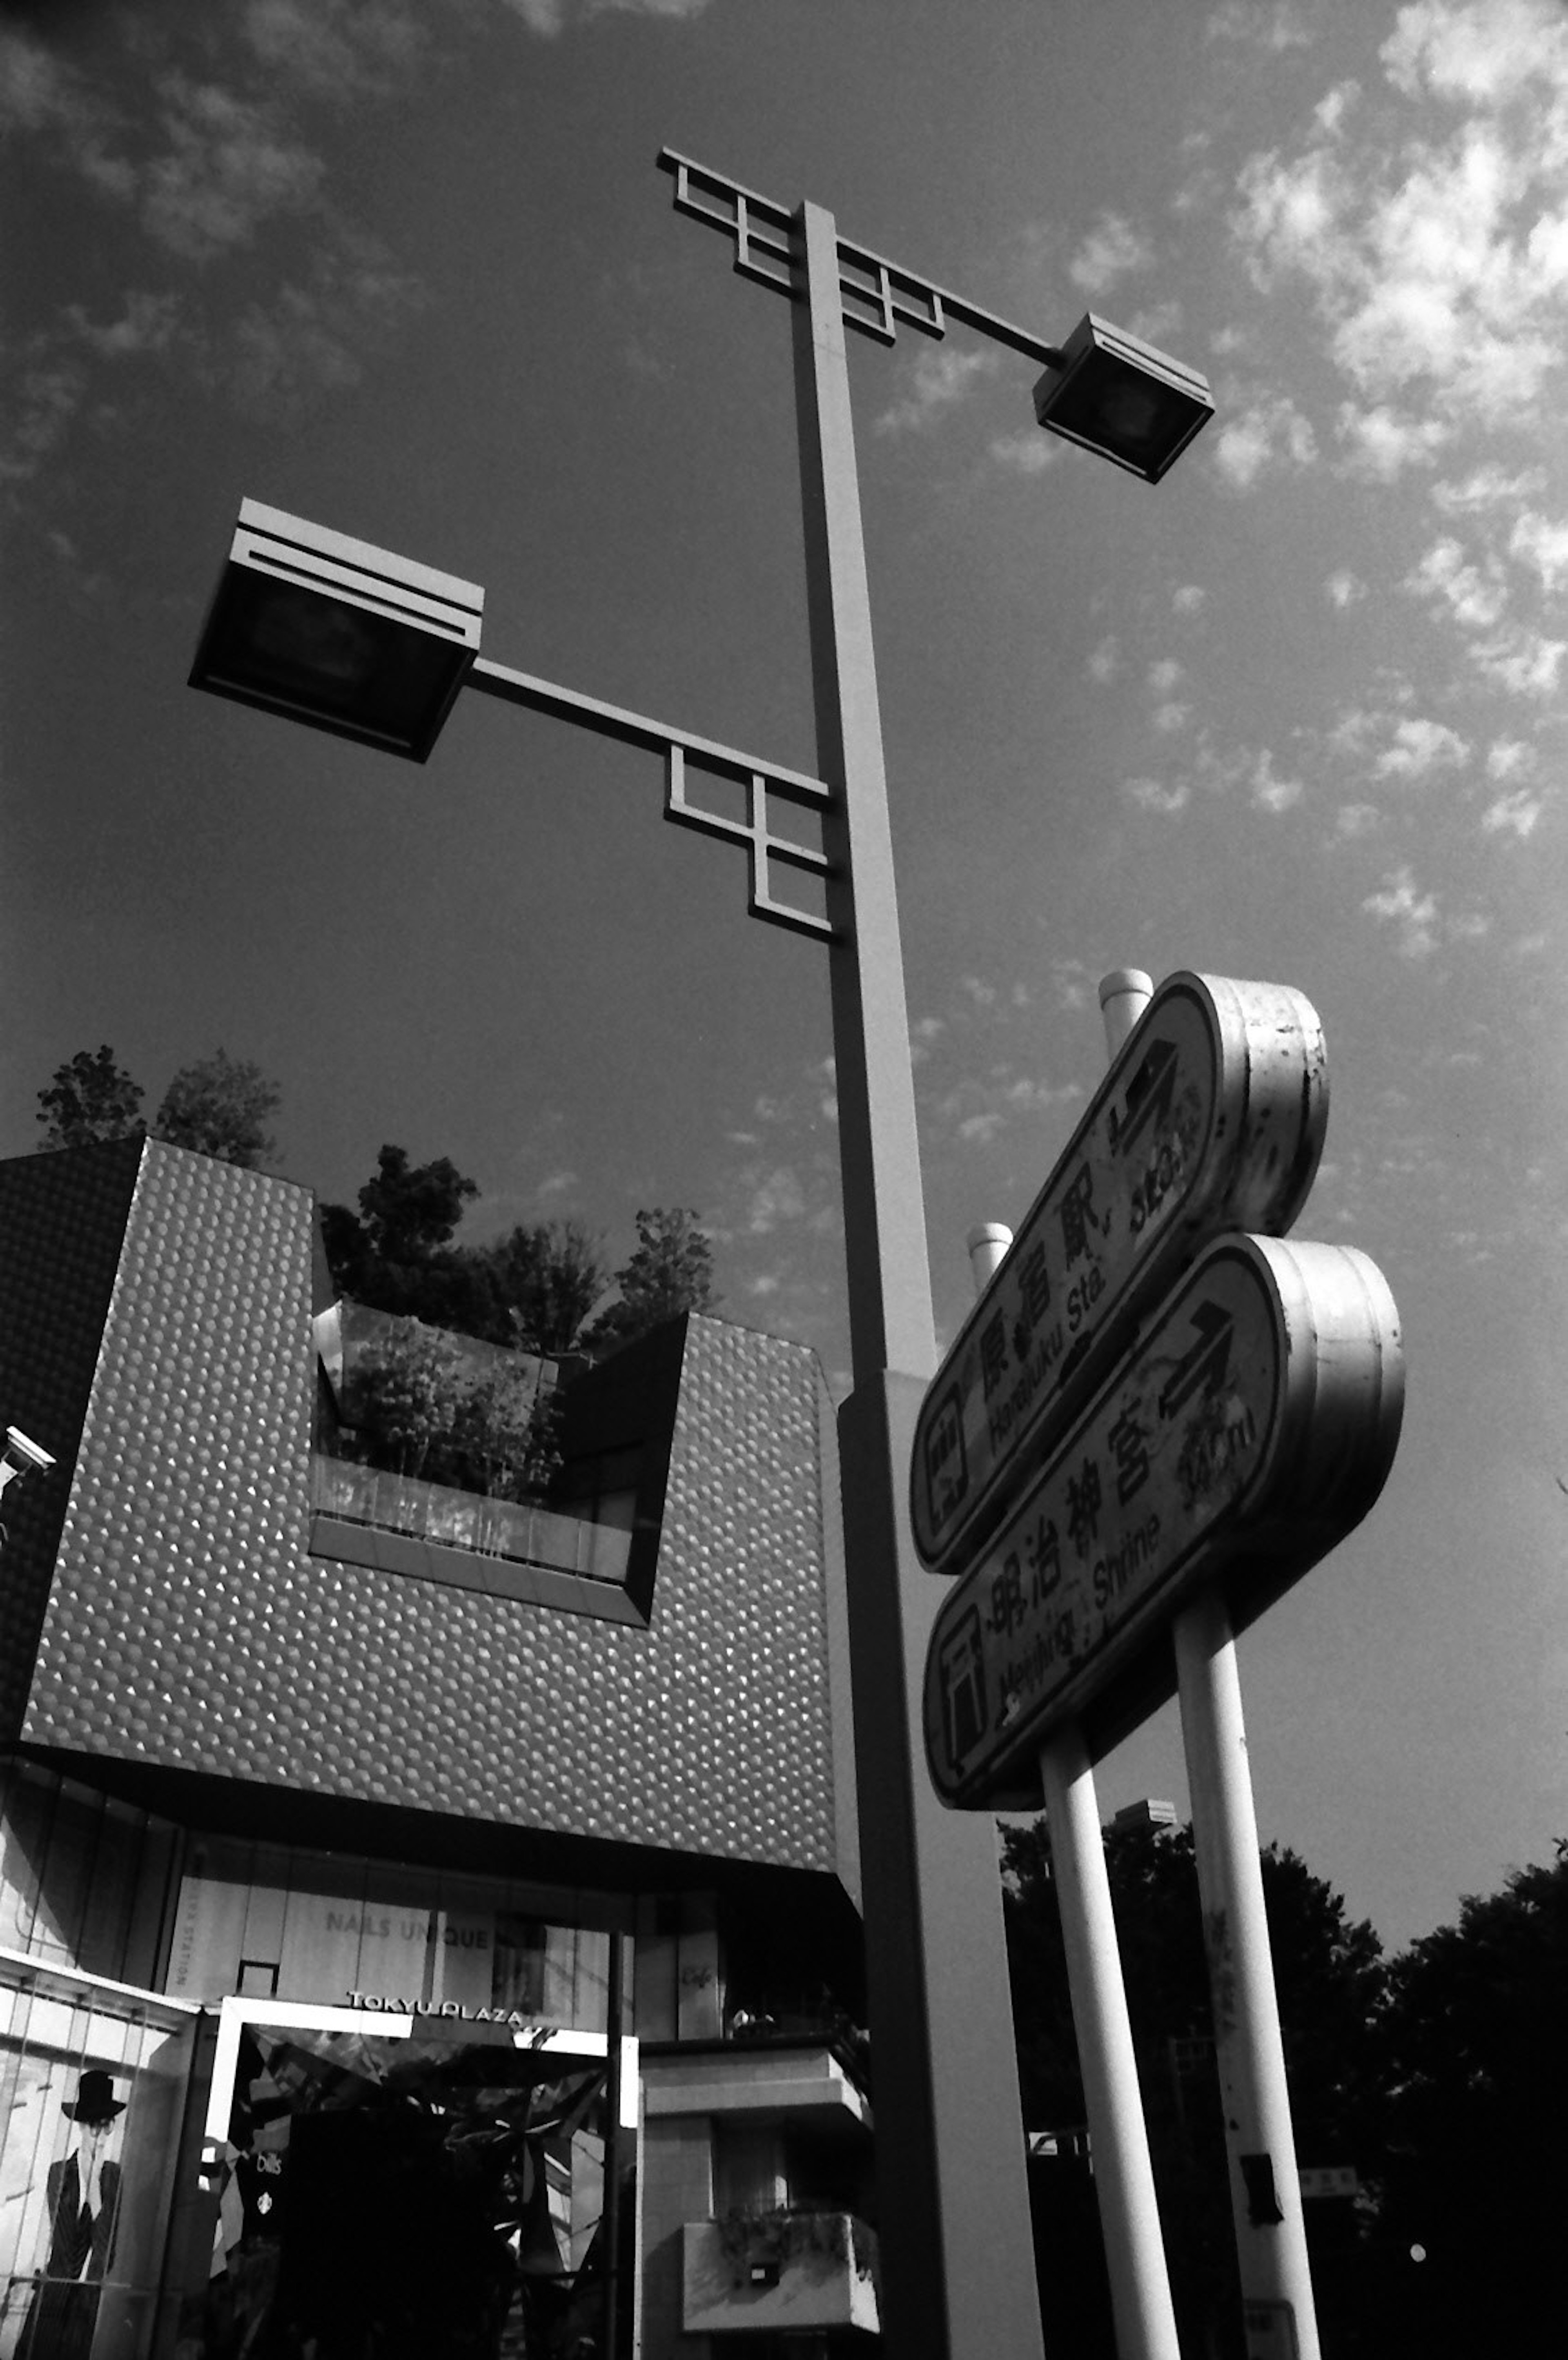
[189,499,484,761]
[1033,314,1213,483]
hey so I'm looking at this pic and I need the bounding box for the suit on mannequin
[18,2072,124,2360]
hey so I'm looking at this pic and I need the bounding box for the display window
[197,1999,637,2360]
[0,1959,201,2360]
[167,1844,617,2033]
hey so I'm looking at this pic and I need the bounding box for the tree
[321,1147,488,1331]
[35,1046,145,1148]
[154,1049,281,1169]
[584,1207,718,1356]
[475,1220,609,1355]
[1368,1844,1568,2355]
[1002,1815,1389,2358]
[345,1317,561,1502]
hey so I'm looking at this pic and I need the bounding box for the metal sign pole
[792,198,1044,2360]
[969,1207,1178,2360]
[1175,1587,1322,2360]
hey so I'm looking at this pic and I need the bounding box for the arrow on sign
[1158,1301,1233,1422]
[1109,1036,1179,1163]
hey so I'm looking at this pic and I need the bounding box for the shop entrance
[201,2001,634,2360]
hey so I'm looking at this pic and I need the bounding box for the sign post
[920,970,1405,2360]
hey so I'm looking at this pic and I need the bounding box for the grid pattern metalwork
[660,147,1061,367]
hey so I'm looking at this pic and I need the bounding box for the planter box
[682,2213,880,2337]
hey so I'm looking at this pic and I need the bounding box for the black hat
[65,2071,124,2126]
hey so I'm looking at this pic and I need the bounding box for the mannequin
[18,2071,124,2360]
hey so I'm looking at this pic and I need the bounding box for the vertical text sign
[912,974,1328,1578]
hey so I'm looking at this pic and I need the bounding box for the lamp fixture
[1033,314,1214,483]
[189,499,484,761]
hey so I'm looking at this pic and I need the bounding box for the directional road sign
[911,974,1328,1579]
[923,1233,1403,1808]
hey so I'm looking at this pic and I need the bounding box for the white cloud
[875,345,1000,435]
[1509,509,1568,591]
[1363,865,1440,957]
[989,428,1060,475]
[1405,536,1508,629]
[1122,776,1191,815]
[1172,583,1207,614]
[1152,702,1191,736]
[142,75,323,260]
[1069,211,1154,294]
[1333,802,1383,838]
[746,1167,806,1233]
[1250,750,1304,812]
[1486,738,1535,779]
[1325,568,1366,607]
[1335,402,1449,479]
[1232,7,1568,434]
[1147,658,1185,695]
[1088,635,1120,684]
[1212,393,1317,487]
[1432,462,1546,510]
[502,0,713,29]
[1372,716,1470,781]
[1482,787,1546,837]
[1471,626,1568,695]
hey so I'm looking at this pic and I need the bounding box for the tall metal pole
[971,1216,1178,2360]
[1176,1590,1322,2360]
[791,197,1045,2360]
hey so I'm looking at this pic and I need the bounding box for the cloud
[213,231,427,421]
[1122,776,1191,815]
[0,27,134,197]
[1372,716,1470,781]
[502,0,714,28]
[1232,5,1568,434]
[1249,749,1304,811]
[1333,802,1383,838]
[1147,657,1185,694]
[1404,535,1508,629]
[989,427,1060,475]
[746,1167,806,1233]
[0,356,85,483]
[876,344,1000,434]
[1363,865,1441,957]
[1087,634,1120,684]
[241,0,427,96]
[141,74,323,260]
[1212,392,1316,487]
[1482,787,1545,838]
[1432,462,1546,511]
[1069,211,1154,294]
[1172,583,1207,614]
[1334,401,1449,478]
[1470,625,1568,696]
[1206,1,1318,49]
[1509,508,1568,592]
[1325,568,1366,606]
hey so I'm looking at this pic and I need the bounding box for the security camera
[4,1427,55,1474]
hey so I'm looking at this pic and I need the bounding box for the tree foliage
[344,1317,561,1501]
[154,1049,280,1169]
[35,1046,145,1149]
[583,1206,718,1356]
[1003,1815,1388,2358]
[1370,1842,1568,2354]
[323,1159,710,1363]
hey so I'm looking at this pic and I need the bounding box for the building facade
[0,1138,877,2358]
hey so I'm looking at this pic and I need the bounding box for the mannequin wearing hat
[18,2071,124,2360]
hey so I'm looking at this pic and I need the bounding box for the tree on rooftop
[154,1049,281,1169]
[479,1219,610,1355]
[35,1046,145,1149]
[584,1206,718,1357]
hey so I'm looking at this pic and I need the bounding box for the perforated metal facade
[4,1141,851,1882]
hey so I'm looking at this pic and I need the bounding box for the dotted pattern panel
[0,1140,143,1736]
[24,1149,841,1875]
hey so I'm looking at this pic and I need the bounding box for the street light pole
[790,193,1046,2360]
[190,153,1213,2360]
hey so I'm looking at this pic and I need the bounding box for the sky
[2,0,1564,1956]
